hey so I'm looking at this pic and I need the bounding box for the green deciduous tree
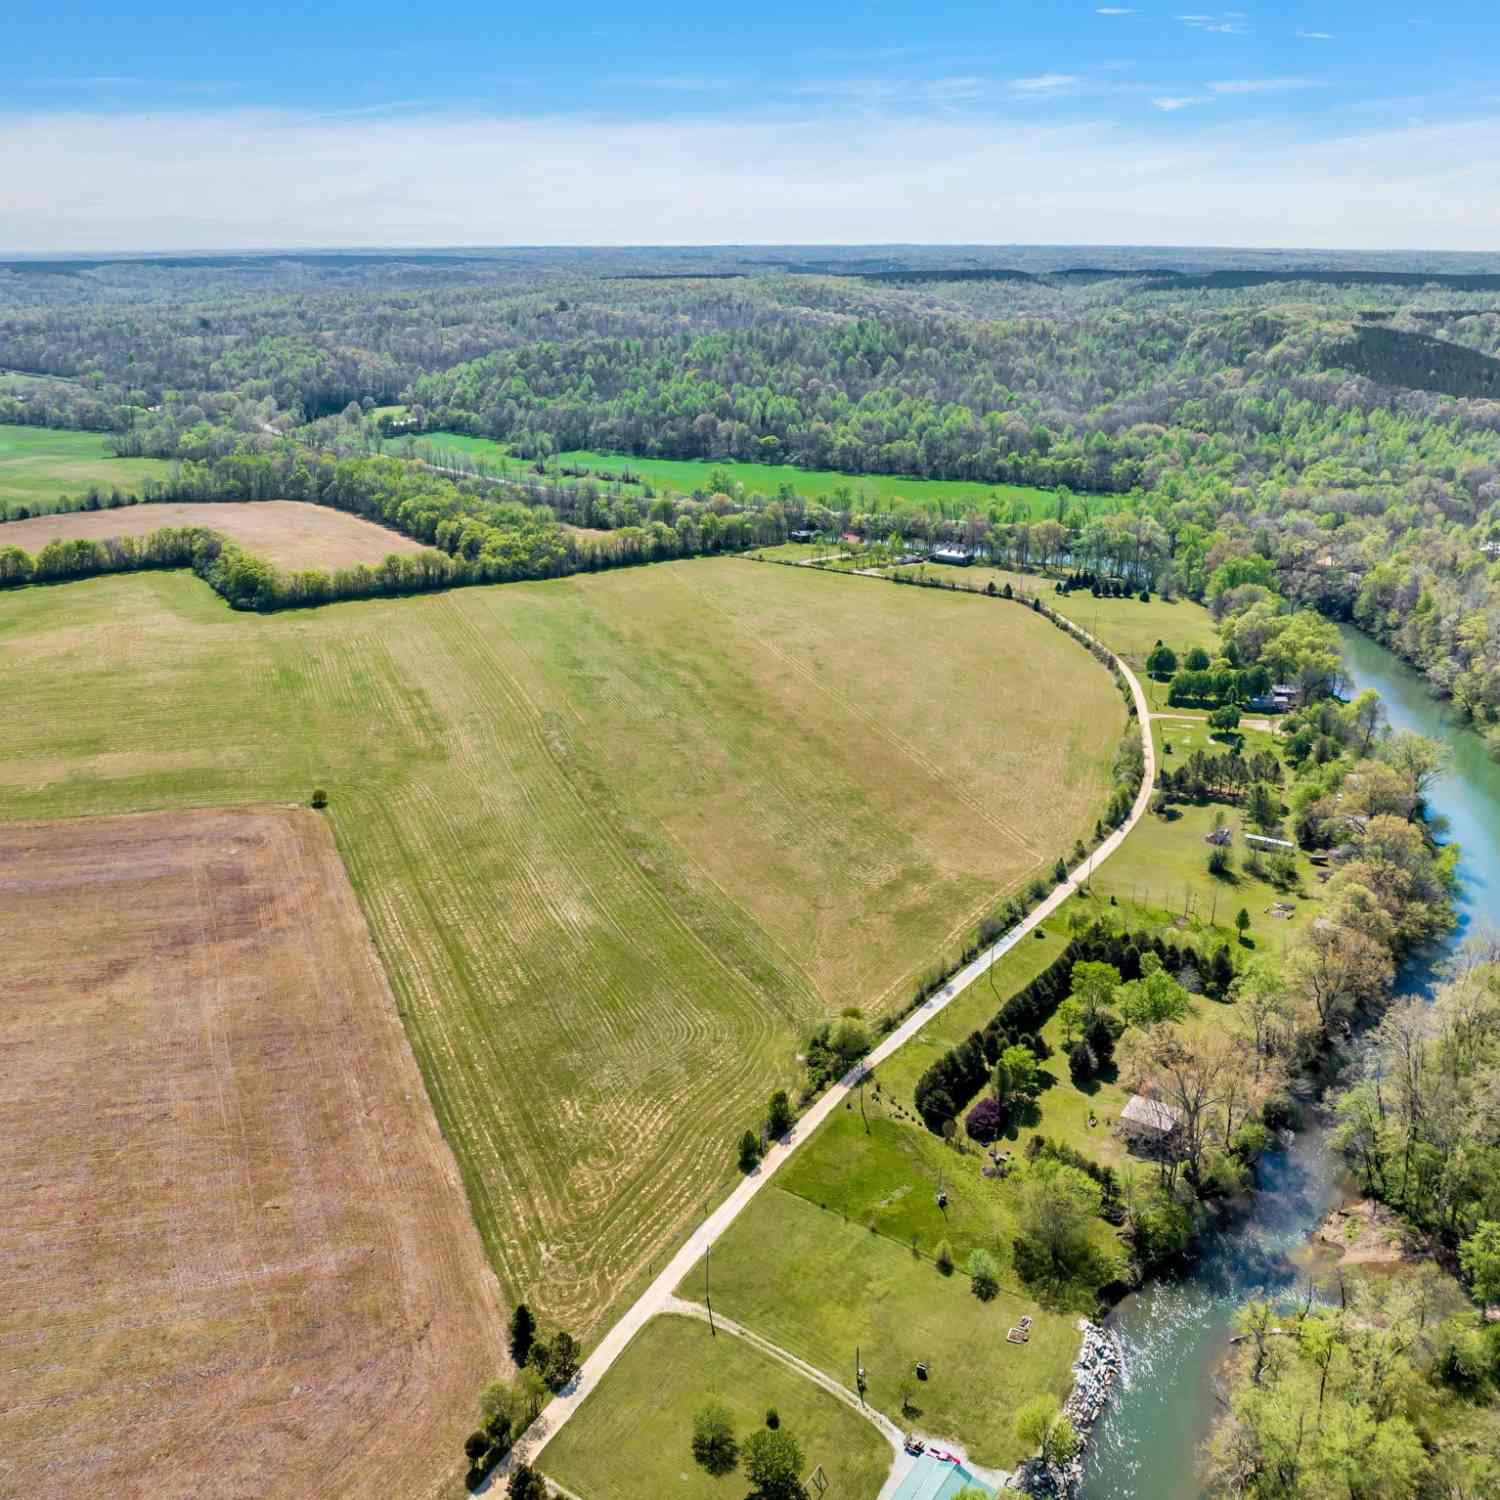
[691,1401,739,1475]
[743,1425,807,1500]
[1459,1221,1500,1306]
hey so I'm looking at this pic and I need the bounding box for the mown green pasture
[896,563,1220,669]
[541,1313,891,1500]
[677,1190,1084,1470]
[0,424,173,517]
[0,557,1122,1338]
[377,427,1121,520]
[557,450,1118,520]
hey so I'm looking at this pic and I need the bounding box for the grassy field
[895,564,1220,668]
[0,424,173,516]
[748,541,840,562]
[541,1313,892,1500]
[557,450,1118,520]
[676,1190,1082,1470]
[0,807,504,1500]
[0,557,1122,1336]
[0,499,428,570]
[378,428,1119,520]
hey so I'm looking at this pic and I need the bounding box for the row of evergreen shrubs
[912,926,1228,1134]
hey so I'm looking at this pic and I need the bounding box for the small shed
[1121,1092,1181,1147]
[930,546,973,566]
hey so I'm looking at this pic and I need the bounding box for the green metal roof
[889,1454,997,1500]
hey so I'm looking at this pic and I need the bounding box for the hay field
[0,498,428,571]
[0,559,1123,1335]
[0,423,173,515]
[0,807,504,1500]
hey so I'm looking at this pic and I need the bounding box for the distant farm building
[1120,1092,1181,1150]
[789,528,815,542]
[1249,684,1302,713]
[1244,834,1296,853]
[1205,825,1232,847]
[930,546,973,566]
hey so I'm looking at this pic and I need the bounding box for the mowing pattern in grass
[0,558,1122,1334]
[0,499,428,571]
[0,423,173,515]
[678,1189,1081,1470]
[541,1313,891,1500]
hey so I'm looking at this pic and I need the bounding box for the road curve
[502,630,1156,1483]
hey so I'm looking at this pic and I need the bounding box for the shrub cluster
[913,927,1225,1132]
[1025,1134,1122,1221]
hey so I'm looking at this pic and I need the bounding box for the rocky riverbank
[1008,1320,1123,1497]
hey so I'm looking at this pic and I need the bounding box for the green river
[1078,625,1499,1499]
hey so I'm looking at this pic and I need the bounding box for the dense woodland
[5,255,1500,710]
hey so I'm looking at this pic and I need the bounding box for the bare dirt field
[0,806,504,1500]
[0,499,427,571]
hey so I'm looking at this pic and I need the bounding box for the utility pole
[705,1242,716,1337]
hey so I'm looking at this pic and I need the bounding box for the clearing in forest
[0,498,428,571]
[379,426,1120,520]
[0,807,504,1500]
[0,423,173,514]
[0,557,1123,1336]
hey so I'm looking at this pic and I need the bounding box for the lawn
[907,564,1220,669]
[1076,796,1324,949]
[0,557,1122,1338]
[676,1190,1082,1470]
[377,428,1122,520]
[749,541,840,561]
[0,424,174,517]
[541,1313,892,1500]
[0,498,427,571]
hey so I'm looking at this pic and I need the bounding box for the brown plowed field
[0,499,426,570]
[0,807,505,1500]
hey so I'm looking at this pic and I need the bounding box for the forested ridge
[6,259,1500,719]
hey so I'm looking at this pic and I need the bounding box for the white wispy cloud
[781,75,991,103]
[1095,7,1137,14]
[1297,30,1336,41]
[1012,73,1081,92]
[1207,77,1324,94]
[3,108,1500,253]
[1178,13,1250,34]
[1152,96,1213,111]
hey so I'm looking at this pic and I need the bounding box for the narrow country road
[500,629,1156,1488]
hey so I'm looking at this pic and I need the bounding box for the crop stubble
[0,807,504,1500]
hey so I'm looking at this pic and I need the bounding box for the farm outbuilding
[930,546,973,566]
[1120,1092,1181,1147]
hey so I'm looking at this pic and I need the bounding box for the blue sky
[5,2,1500,251]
